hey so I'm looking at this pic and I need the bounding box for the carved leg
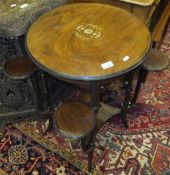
[14,36,26,56]
[39,72,51,112]
[28,76,45,134]
[29,75,41,112]
[33,74,54,132]
[39,72,54,131]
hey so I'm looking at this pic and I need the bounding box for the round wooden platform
[54,102,95,139]
[4,56,36,79]
[27,3,151,81]
[143,49,170,71]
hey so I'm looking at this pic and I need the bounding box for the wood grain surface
[143,49,170,71]
[5,56,36,77]
[54,102,95,139]
[27,3,151,81]
[152,0,170,43]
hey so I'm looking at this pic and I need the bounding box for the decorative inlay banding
[75,24,102,39]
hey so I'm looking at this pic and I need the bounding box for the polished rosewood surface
[0,0,68,36]
[27,3,151,81]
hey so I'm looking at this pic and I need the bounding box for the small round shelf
[4,56,36,80]
[53,102,95,139]
[142,49,170,71]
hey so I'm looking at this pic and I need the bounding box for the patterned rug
[0,26,170,175]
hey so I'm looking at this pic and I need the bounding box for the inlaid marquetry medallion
[75,24,102,39]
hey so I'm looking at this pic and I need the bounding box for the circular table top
[27,3,151,81]
[0,0,67,37]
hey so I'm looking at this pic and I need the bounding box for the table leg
[39,71,51,112]
[90,81,101,114]
[81,130,96,172]
[131,68,148,106]
[121,72,134,128]
[87,126,96,172]
[83,81,100,171]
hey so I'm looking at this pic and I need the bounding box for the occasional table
[26,3,151,127]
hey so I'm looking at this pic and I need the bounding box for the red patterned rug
[0,25,170,175]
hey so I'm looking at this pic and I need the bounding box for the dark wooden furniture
[152,0,170,46]
[3,56,37,110]
[26,2,151,123]
[0,56,51,127]
[131,48,170,105]
[54,101,95,170]
[26,3,151,171]
[0,0,69,124]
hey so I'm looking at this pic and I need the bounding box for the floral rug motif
[0,23,170,175]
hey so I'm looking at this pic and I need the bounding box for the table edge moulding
[26,3,151,82]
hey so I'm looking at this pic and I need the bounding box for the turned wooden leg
[81,127,96,172]
[131,68,148,106]
[87,143,95,172]
[90,81,101,114]
[87,127,96,172]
